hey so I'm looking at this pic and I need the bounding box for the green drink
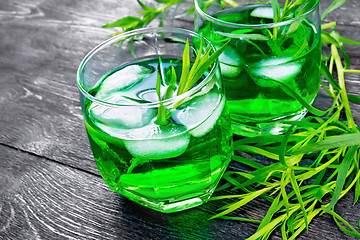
[195,0,321,136]
[77,28,233,213]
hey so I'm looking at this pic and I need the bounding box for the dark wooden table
[0,0,359,239]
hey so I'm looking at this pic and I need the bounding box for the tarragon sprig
[103,0,189,34]
[155,38,228,125]
[103,0,238,35]
[210,18,360,240]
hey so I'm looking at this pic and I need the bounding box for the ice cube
[216,45,243,78]
[88,93,157,129]
[249,58,302,87]
[250,7,275,19]
[220,62,243,78]
[175,92,225,137]
[250,7,286,19]
[96,65,155,98]
[253,57,291,67]
[124,123,190,159]
[218,45,242,65]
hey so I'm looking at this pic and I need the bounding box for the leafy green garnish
[103,0,185,35]
[155,38,228,125]
[155,57,172,125]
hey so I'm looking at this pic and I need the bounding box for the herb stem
[222,0,238,7]
[331,44,358,131]
[321,22,336,30]
[343,69,360,74]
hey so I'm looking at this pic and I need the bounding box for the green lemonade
[196,5,321,136]
[83,57,232,212]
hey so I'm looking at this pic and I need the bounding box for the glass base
[120,186,216,213]
[231,109,308,137]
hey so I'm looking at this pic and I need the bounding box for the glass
[194,0,321,136]
[76,27,233,213]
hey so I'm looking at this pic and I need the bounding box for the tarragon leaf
[321,0,347,20]
[214,31,269,41]
[103,16,141,29]
[321,61,341,91]
[293,133,360,154]
[137,0,157,12]
[273,79,327,117]
[348,94,360,104]
[327,145,359,210]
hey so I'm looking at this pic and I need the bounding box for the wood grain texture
[321,0,360,27]
[0,0,359,239]
[0,145,358,240]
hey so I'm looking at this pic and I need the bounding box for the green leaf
[297,0,317,16]
[348,94,360,104]
[291,31,308,59]
[163,66,177,100]
[155,58,169,126]
[137,0,156,12]
[273,79,327,117]
[232,155,265,170]
[248,214,286,240]
[279,126,294,167]
[214,31,269,41]
[177,39,190,95]
[321,0,347,20]
[234,134,305,147]
[185,5,196,15]
[339,36,360,45]
[217,216,261,223]
[209,187,274,220]
[280,169,291,215]
[288,208,322,240]
[270,0,281,22]
[321,22,336,30]
[327,209,360,238]
[355,172,360,205]
[221,171,251,190]
[103,16,141,29]
[183,41,228,93]
[289,169,309,232]
[332,29,351,68]
[293,133,360,154]
[326,146,359,210]
[315,185,333,202]
[127,158,149,174]
[321,31,339,46]
[321,61,341,91]
[257,194,282,231]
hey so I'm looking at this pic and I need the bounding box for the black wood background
[0,0,359,239]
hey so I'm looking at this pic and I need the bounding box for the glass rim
[76,27,219,109]
[194,0,320,29]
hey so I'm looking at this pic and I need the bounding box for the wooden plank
[321,0,360,27]
[0,0,127,175]
[0,145,359,240]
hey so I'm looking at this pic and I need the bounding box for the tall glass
[76,27,233,213]
[194,0,321,136]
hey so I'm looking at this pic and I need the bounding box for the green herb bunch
[155,38,227,125]
[104,0,360,239]
[209,24,360,238]
[103,0,191,35]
